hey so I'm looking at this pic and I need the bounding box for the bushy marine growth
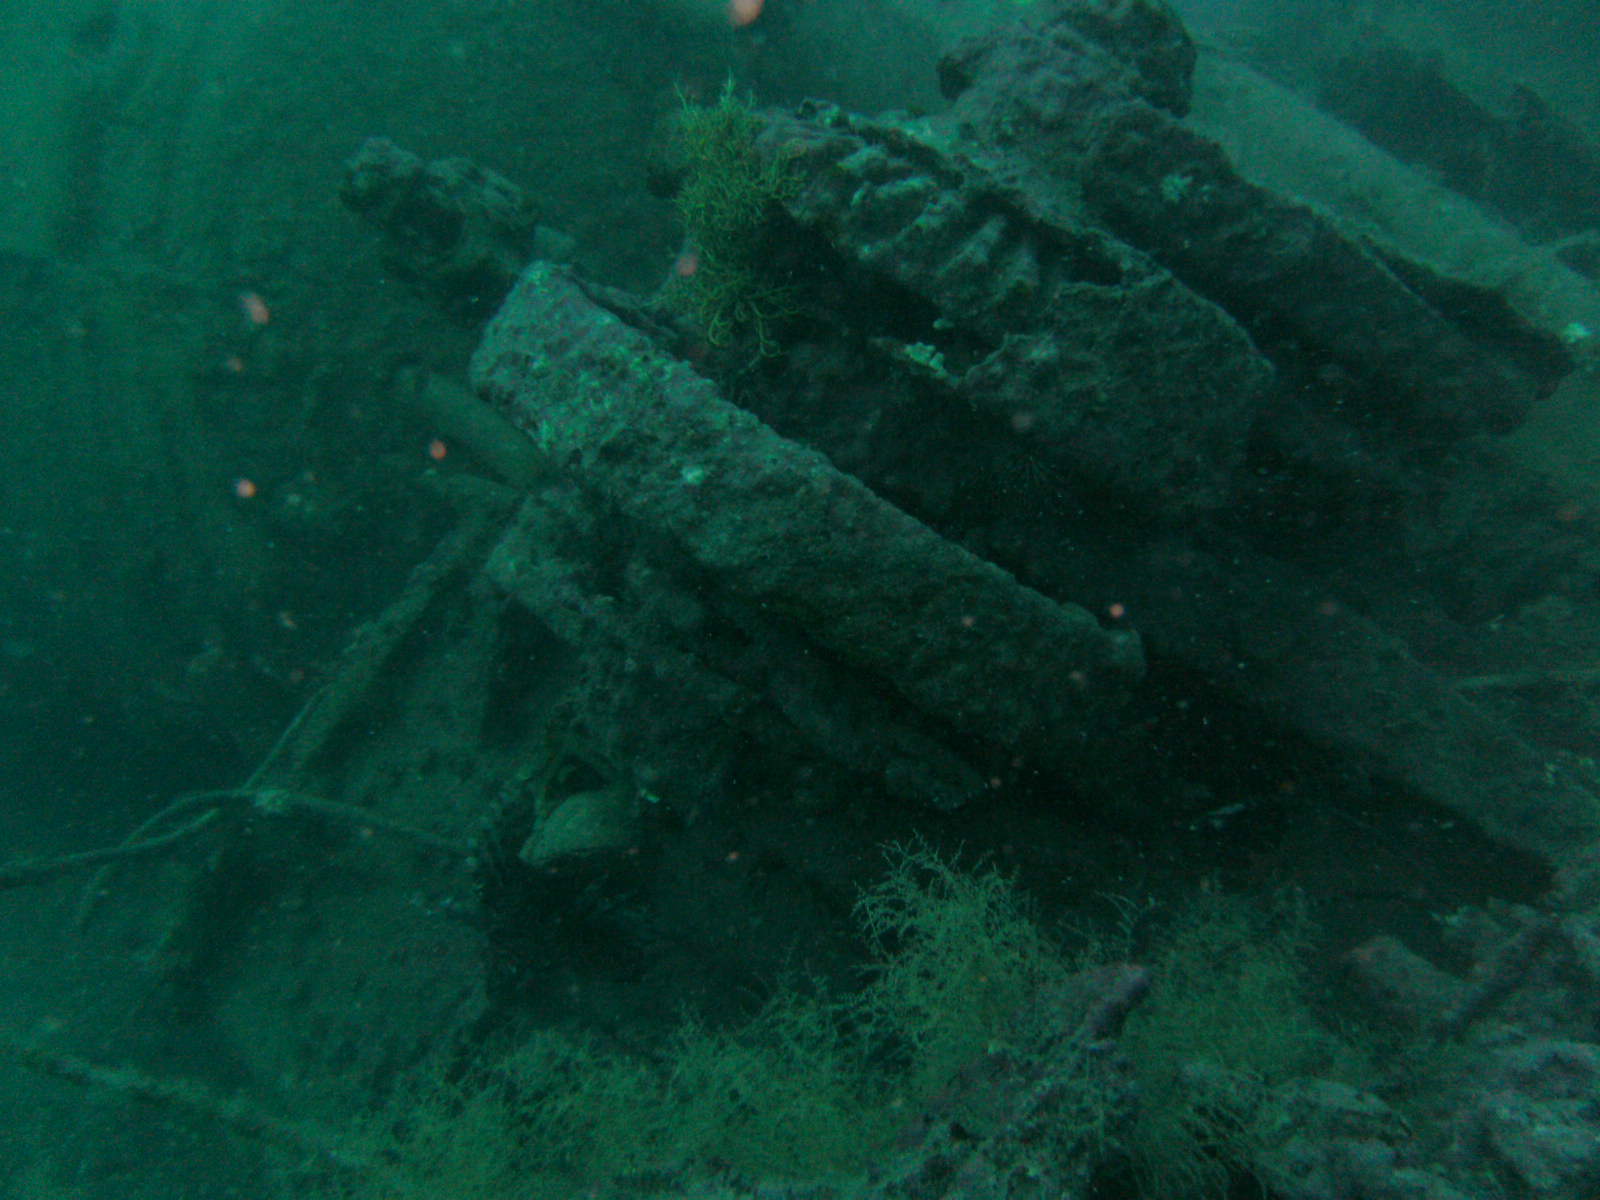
[302,848,1362,1200]
[665,80,798,356]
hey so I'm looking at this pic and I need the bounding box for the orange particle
[674,248,700,278]
[728,0,762,25]
[233,477,258,499]
[1107,601,1126,620]
[222,354,246,374]
[427,438,448,461]
[239,291,271,326]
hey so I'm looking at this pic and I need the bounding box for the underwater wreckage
[12,1,1600,1197]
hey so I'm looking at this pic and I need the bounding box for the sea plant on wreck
[662,79,799,356]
